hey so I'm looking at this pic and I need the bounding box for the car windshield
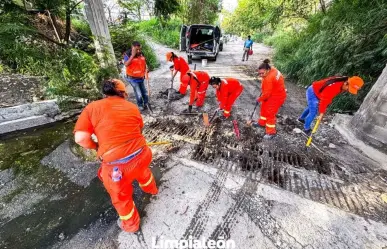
[196,28,213,36]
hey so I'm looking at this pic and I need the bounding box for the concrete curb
[332,113,387,170]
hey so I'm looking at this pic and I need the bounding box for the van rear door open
[179,25,188,52]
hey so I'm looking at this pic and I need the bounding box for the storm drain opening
[144,118,387,223]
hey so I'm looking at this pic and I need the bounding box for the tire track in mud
[181,166,229,240]
[206,179,258,242]
[205,179,304,249]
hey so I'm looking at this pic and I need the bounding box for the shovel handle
[306,114,323,147]
[250,102,259,120]
[147,141,172,146]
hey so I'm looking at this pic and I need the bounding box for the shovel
[306,114,323,147]
[168,69,175,100]
[208,109,220,125]
[145,73,154,114]
[246,102,259,126]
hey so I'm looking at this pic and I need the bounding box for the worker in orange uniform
[166,52,190,95]
[73,79,158,233]
[298,76,364,135]
[181,71,210,113]
[209,77,244,119]
[124,41,149,111]
[252,59,287,139]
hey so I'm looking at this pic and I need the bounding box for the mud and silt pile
[142,114,387,224]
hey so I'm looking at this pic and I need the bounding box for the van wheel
[187,55,192,64]
[213,55,217,62]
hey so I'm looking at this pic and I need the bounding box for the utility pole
[84,0,116,68]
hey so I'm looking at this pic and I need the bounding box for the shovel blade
[203,113,209,126]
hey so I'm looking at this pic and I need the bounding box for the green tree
[177,0,221,24]
[118,0,145,21]
[154,0,179,21]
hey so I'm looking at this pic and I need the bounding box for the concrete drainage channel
[143,116,387,224]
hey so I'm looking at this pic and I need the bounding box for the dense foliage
[138,18,181,49]
[270,0,387,111]
[0,1,159,101]
[223,0,387,111]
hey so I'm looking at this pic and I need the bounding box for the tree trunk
[319,0,326,14]
[64,8,71,44]
[350,64,387,153]
[84,0,116,68]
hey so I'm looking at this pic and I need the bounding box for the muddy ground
[0,41,386,249]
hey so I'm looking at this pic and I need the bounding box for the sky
[102,0,239,22]
[222,0,238,12]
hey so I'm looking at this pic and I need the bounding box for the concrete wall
[350,64,387,153]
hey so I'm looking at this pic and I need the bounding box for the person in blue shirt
[242,35,253,61]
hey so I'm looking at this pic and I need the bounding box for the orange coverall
[188,71,210,107]
[216,78,244,117]
[172,57,190,95]
[257,68,287,134]
[74,96,158,232]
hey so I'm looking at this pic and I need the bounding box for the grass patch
[138,18,181,49]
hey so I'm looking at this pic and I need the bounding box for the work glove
[169,65,174,71]
[188,105,192,113]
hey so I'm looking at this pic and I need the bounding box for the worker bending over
[166,52,190,95]
[298,76,364,135]
[253,59,287,139]
[181,71,210,113]
[209,77,244,119]
[73,79,158,233]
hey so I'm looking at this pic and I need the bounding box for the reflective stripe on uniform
[222,79,229,85]
[139,174,153,187]
[260,116,267,120]
[119,202,135,220]
[266,124,276,128]
[224,110,230,114]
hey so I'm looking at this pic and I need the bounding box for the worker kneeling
[181,71,210,113]
[73,79,158,233]
[253,59,287,139]
[209,77,244,119]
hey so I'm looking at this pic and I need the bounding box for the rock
[32,96,39,102]
[58,232,65,241]
[293,128,302,134]
[328,143,336,149]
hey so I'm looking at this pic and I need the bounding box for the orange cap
[112,79,127,93]
[181,74,191,85]
[166,52,173,61]
[348,76,364,95]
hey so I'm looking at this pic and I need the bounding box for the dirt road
[49,41,387,249]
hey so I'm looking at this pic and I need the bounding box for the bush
[110,24,160,71]
[270,0,387,111]
[138,18,181,49]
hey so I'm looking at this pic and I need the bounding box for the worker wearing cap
[209,77,244,119]
[181,71,210,113]
[73,79,158,233]
[252,59,287,139]
[166,52,190,95]
[298,76,364,135]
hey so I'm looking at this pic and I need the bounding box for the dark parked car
[180,24,223,64]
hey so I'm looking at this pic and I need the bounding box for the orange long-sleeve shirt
[216,78,243,109]
[312,77,346,113]
[74,96,146,163]
[258,67,286,102]
[189,71,210,105]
